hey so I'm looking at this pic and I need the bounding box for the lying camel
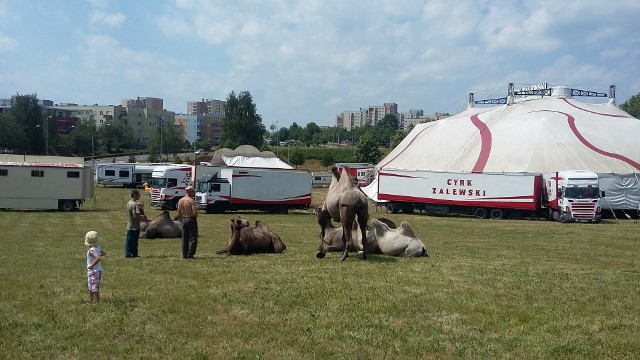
[366,219,428,257]
[141,211,183,239]
[216,217,286,255]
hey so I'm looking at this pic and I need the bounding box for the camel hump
[399,222,417,238]
[331,166,340,180]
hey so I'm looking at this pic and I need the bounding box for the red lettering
[447,179,452,185]
[453,189,457,195]
[467,180,472,186]
[459,189,466,195]
[432,188,436,194]
[439,189,444,195]
[475,190,481,196]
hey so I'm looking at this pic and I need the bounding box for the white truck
[147,164,219,210]
[195,167,312,214]
[95,162,166,188]
[376,169,602,222]
[0,156,93,211]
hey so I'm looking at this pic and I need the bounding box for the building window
[31,170,44,177]
[67,171,80,178]
[0,169,7,176]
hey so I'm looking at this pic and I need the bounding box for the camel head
[230,217,250,231]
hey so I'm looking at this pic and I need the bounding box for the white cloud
[90,11,125,27]
[0,31,18,52]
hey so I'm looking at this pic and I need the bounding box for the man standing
[126,189,146,258]
[177,185,199,259]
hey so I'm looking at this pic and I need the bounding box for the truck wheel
[401,204,414,214]
[386,204,399,214]
[59,200,76,212]
[473,207,488,219]
[489,209,504,220]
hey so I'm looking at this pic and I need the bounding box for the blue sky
[1,0,639,127]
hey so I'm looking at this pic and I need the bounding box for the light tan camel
[317,166,370,260]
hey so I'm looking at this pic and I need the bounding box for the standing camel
[317,166,370,260]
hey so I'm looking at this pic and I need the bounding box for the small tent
[209,145,293,169]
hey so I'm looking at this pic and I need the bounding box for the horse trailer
[0,155,94,211]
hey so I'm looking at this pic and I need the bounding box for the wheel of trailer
[473,207,488,219]
[400,204,415,214]
[386,203,399,214]
[489,208,504,220]
[59,200,75,212]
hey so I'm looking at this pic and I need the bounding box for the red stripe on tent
[470,114,492,173]
[378,126,432,169]
[563,99,630,118]
[378,172,420,179]
[537,110,640,171]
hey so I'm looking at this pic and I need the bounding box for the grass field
[1,186,639,359]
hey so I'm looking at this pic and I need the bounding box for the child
[85,231,107,304]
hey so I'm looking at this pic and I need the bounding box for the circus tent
[371,86,640,210]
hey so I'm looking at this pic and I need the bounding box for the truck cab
[544,170,603,223]
[195,172,230,213]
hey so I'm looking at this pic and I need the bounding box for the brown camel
[141,211,183,239]
[217,217,287,255]
[317,166,370,260]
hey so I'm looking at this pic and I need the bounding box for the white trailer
[311,172,332,187]
[195,167,312,214]
[95,163,135,187]
[0,157,93,211]
[95,162,166,188]
[375,168,602,222]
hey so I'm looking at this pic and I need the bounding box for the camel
[366,219,429,257]
[315,206,395,254]
[217,217,287,255]
[317,166,370,260]
[141,211,183,239]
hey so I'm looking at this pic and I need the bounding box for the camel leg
[339,206,354,261]
[316,210,330,259]
[357,210,369,260]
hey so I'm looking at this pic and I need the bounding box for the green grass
[1,186,639,359]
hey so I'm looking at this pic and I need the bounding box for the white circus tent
[370,86,640,210]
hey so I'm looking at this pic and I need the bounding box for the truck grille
[570,202,596,219]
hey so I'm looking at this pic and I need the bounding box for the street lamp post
[159,117,164,163]
[45,116,51,156]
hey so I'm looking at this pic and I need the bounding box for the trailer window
[67,171,80,178]
[31,170,44,177]
[105,170,115,176]
[119,170,130,177]
[0,169,7,176]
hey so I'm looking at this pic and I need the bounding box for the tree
[289,148,305,169]
[9,94,45,154]
[354,132,381,164]
[0,113,25,152]
[320,151,335,170]
[620,93,640,119]
[289,122,304,142]
[222,91,265,148]
[96,121,134,154]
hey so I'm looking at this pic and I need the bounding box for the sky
[1,0,639,128]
